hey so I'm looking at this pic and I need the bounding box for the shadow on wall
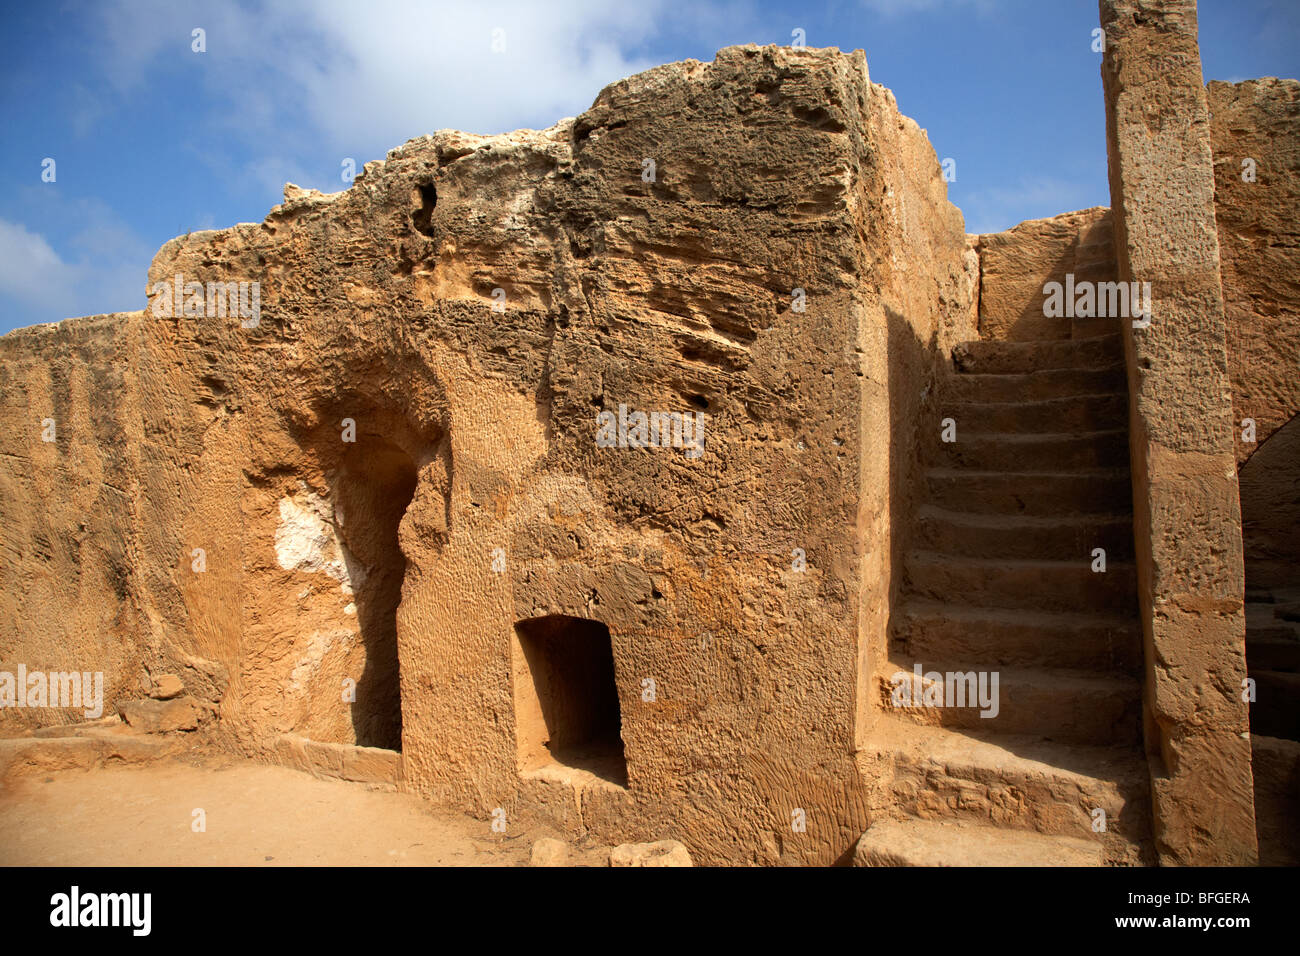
[266,370,450,754]
[850,307,933,752]
[334,438,418,751]
[1240,410,1300,866]
[1240,411,1300,742]
[1241,411,1300,594]
[884,306,936,703]
[512,614,628,788]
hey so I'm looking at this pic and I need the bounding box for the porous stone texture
[1207,78,1300,466]
[150,674,185,700]
[0,731,177,785]
[609,840,692,867]
[272,734,403,789]
[975,207,1117,341]
[0,315,147,733]
[1100,0,1257,864]
[0,45,976,865]
[852,818,1103,867]
[118,696,205,734]
[529,837,570,867]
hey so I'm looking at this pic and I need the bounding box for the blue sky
[1,0,1296,334]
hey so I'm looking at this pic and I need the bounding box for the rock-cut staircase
[857,332,1154,866]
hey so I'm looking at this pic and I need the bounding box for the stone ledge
[271,734,403,790]
[0,733,179,783]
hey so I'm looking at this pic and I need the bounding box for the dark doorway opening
[334,438,417,751]
[512,615,627,787]
[1240,412,1300,742]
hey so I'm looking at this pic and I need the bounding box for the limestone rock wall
[3,16,1292,866]
[851,80,978,752]
[2,6,1293,865]
[1100,0,1256,865]
[0,45,975,864]
[1208,78,1300,466]
[0,315,146,732]
[1207,72,1300,866]
[974,207,1116,341]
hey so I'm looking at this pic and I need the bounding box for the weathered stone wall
[1251,734,1300,866]
[6,19,1286,865]
[974,207,1116,341]
[1208,78,1300,466]
[0,315,146,732]
[1239,416,1300,596]
[1207,71,1300,866]
[1099,0,1256,865]
[0,46,974,865]
[851,80,979,753]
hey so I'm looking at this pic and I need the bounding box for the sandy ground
[0,756,539,866]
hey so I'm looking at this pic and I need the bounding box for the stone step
[1249,670,1300,740]
[858,719,1151,864]
[904,552,1138,614]
[877,657,1142,745]
[929,429,1130,472]
[1246,602,1300,672]
[914,506,1134,561]
[0,732,178,783]
[1247,634,1300,673]
[1072,316,1124,340]
[954,334,1123,374]
[852,817,1104,866]
[893,600,1141,672]
[945,364,1126,404]
[1251,734,1300,866]
[924,469,1132,516]
[944,394,1128,434]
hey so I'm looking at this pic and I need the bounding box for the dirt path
[0,757,536,866]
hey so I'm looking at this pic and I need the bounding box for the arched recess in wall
[246,368,452,754]
[1240,410,1300,742]
[332,435,418,749]
[311,403,451,752]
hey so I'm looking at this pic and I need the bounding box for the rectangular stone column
[1099,0,1257,865]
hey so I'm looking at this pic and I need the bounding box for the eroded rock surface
[1209,78,1300,465]
[0,45,976,865]
[1,26,1293,866]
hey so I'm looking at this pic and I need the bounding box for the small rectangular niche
[512,615,627,789]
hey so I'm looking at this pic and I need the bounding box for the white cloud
[0,219,79,309]
[283,0,668,144]
[94,0,681,194]
[4,0,750,329]
[0,203,151,327]
[860,0,996,17]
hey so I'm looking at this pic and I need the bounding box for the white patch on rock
[274,489,363,597]
[287,627,357,694]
